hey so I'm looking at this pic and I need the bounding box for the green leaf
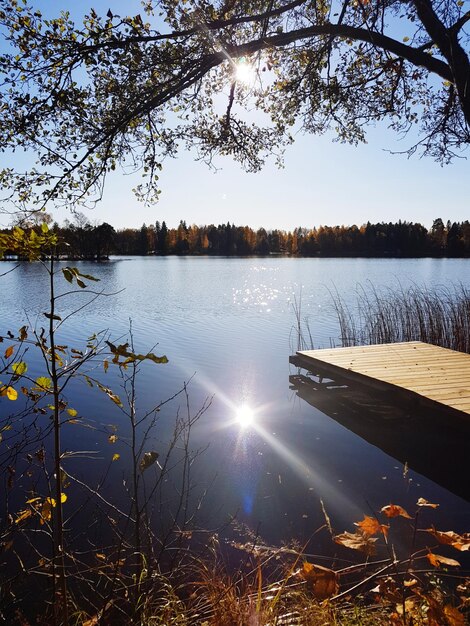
[41,222,49,233]
[12,361,27,375]
[139,451,159,473]
[76,278,86,289]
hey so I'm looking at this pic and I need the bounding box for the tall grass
[330,283,470,353]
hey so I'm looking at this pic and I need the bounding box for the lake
[1,256,469,554]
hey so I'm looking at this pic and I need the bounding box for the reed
[330,283,470,353]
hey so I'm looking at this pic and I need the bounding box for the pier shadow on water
[289,357,470,503]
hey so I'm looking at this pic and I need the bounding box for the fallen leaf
[381,504,413,519]
[417,497,439,508]
[300,561,339,600]
[334,530,377,555]
[355,515,389,537]
[427,552,460,568]
[443,605,465,626]
[425,528,470,552]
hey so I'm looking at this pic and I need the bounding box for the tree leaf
[15,509,32,524]
[12,361,27,375]
[108,434,117,444]
[4,345,14,359]
[299,561,339,600]
[140,451,159,473]
[36,376,52,390]
[6,386,18,401]
[112,453,120,462]
[380,504,412,519]
[426,552,460,568]
[66,408,78,417]
[62,267,74,283]
[43,312,62,320]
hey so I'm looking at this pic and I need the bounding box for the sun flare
[235,404,255,428]
[234,60,255,85]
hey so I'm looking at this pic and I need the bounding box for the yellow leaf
[96,553,106,561]
[108,434,118,444]
[60,493,67,503]
[112,453,120,462]
[4,346,14,359]
[6,387,18,401]
[12,361,27,375]
[15,509,32,524]
[66,408,77,417]
[35,376,52,390]
[25,497,42,504]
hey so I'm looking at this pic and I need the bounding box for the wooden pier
[291,341,470,418]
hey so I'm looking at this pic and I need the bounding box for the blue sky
[4,0,469,230]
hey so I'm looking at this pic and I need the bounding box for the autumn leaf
[299,561,339,600]
[417,497,439,508]
[424,528,470,551]
[6,386,18,401]
[35,376,52,390]
[66,408,78,417]
[381,504,413,519]
[4,345,14,359]
[96,553,106,561]
[15,509,32,524]
[355,515,389,537]
[108,434,117,444]
[444,605,466,626]
[426,552,460,568]
[334,530,378,555]
[112,453,120,462]
[12,361,27,375]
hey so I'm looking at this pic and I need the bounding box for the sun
[235,404,255,428]
[234,60,255,85]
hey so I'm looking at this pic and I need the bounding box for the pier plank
[296,341,470,416]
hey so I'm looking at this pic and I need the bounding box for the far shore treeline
[2,217,470,259]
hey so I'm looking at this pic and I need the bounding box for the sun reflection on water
[235,404,255,429]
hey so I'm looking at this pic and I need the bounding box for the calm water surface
[1,257,469,548]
